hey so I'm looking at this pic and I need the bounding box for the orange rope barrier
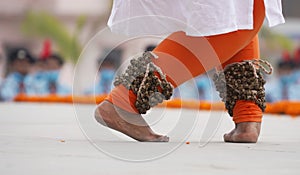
[13,94,300,116]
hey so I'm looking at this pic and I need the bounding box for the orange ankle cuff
[105,85,139,114]
[232,100,263,124]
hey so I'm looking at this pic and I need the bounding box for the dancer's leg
[222,35,264,143]
[97,0,265,142]
[107,0,265,113]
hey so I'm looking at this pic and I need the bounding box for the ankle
[233,100,263,123]
[235,122,261,132]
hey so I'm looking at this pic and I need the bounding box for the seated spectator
[286,47,300,101]
[25,53,71,95]
[45,54,70,95]
[265,51,298,102]
[45,54,64,71]
[195,74,213,100]
[85,49,121,95]
[0,48,35,101]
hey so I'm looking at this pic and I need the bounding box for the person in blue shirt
[265,53,296,102]
[0,48,35,101]
[25,54,71,96]
[24,58,48,95]
[287,48,300,101]
[44,54,71,95]
[85,49,121,95]
[195,74,213,100]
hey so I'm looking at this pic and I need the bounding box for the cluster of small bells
[213,61,267,116]
[113,51,173,114]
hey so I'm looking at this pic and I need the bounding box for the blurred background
[0,0,299,102]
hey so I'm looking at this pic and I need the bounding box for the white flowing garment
[107,0,285,37]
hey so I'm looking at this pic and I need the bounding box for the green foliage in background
[260,26,294,52]
[21,11,87,63]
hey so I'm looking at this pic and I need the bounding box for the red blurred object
[282,50,290,61]
[294,47,300,63]
[40,39,52,60]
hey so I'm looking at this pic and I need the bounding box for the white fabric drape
[107,0,285,37]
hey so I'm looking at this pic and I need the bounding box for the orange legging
[107,0,265,123]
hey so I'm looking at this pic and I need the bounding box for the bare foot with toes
[95,100,169,142]
[224,122,261,143]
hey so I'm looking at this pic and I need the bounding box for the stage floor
[0,103,299,175]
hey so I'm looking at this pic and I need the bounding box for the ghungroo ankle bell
[114,51,173,114]
[213,59,272,116]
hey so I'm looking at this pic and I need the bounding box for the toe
[147,135,169,142]
[223,133,232,142]
[158,135,169,142]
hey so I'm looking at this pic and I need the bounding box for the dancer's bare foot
[224,122,261,143]
[95,100,169,142]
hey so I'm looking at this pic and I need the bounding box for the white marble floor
[0,102,299,175]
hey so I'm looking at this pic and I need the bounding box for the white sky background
[55,0,110,15]
[0,0,110,16]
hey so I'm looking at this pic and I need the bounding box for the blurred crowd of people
[84,48,122,95]
[265,48,300,102]
[0,43,71,101]
[1,42,300,102]
[178,47,300,102]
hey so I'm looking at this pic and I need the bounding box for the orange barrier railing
[14,94,300,116]
[14,94,107,104]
